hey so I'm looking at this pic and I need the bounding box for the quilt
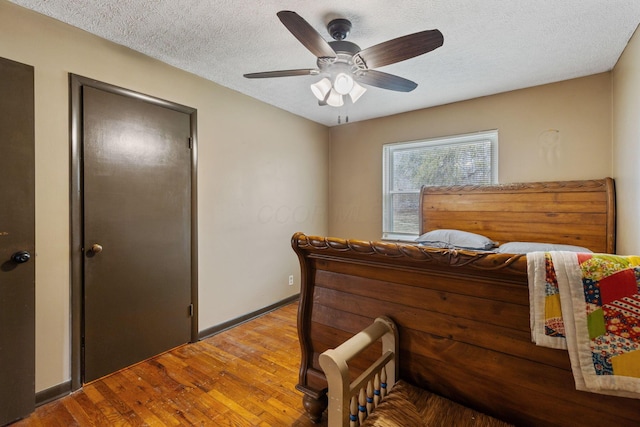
[528,251,640,398]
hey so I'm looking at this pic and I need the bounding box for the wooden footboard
[292,233,640,426]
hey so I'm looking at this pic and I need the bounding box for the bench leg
[302,393,328,423]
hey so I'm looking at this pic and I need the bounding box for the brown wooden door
[80,84,195,383]
[0,57,35,425]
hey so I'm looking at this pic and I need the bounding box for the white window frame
[382,130,499,241]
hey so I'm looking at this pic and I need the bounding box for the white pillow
[496,241,592,254]
[415,229,497,250]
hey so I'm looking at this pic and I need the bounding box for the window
[382,130,498,241]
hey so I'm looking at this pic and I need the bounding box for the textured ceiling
[9,0,640,126]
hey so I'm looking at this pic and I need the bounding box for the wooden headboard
[420,177,616,253]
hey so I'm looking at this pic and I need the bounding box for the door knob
[90,244,103,254]
[11,251,31,264]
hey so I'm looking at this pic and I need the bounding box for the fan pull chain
[337,115,350,124]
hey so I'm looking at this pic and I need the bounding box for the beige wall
[329,74,613,241]
[613,26,640,254]
[0,1,329,392]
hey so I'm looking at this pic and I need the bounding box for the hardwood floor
[12,302,327,426]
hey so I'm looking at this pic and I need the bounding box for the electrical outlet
[288,275,294,286]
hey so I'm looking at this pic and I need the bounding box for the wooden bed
[292,177,640,426]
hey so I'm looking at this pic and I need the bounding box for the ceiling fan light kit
[311,72,367,107]
[243,11,443,108]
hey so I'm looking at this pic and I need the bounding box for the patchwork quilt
[528,251,640,398]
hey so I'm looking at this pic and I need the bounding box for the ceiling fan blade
[277,11,336,59]
[357,29,443,69]
[244,69,319,78]
[357,70,418,92]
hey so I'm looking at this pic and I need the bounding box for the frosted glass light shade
[310,78,332,101]
[333,73,354,95]
[326,88,344,107]
[349,82,367,103]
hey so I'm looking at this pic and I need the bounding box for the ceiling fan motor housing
[318,45,363,77]
[327,18,352,41]
[328,40,360,56]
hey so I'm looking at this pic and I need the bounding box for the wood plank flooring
[12,302,327,426]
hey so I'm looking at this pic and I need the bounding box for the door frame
[69,74,198,390]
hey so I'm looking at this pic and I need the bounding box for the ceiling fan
[244,11,444,107]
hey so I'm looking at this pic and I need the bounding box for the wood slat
[315,261,529,306]
[425,215,606,236]
[315,271,530,330]
[425,200,608,216]
[422,180,611,195]
[426,217,607,237]
[316,281,529,332]
[426,190,607,205]
[426,210,607,225]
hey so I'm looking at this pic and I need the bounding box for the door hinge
[189,303,194,317]
[188,137,193,149]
